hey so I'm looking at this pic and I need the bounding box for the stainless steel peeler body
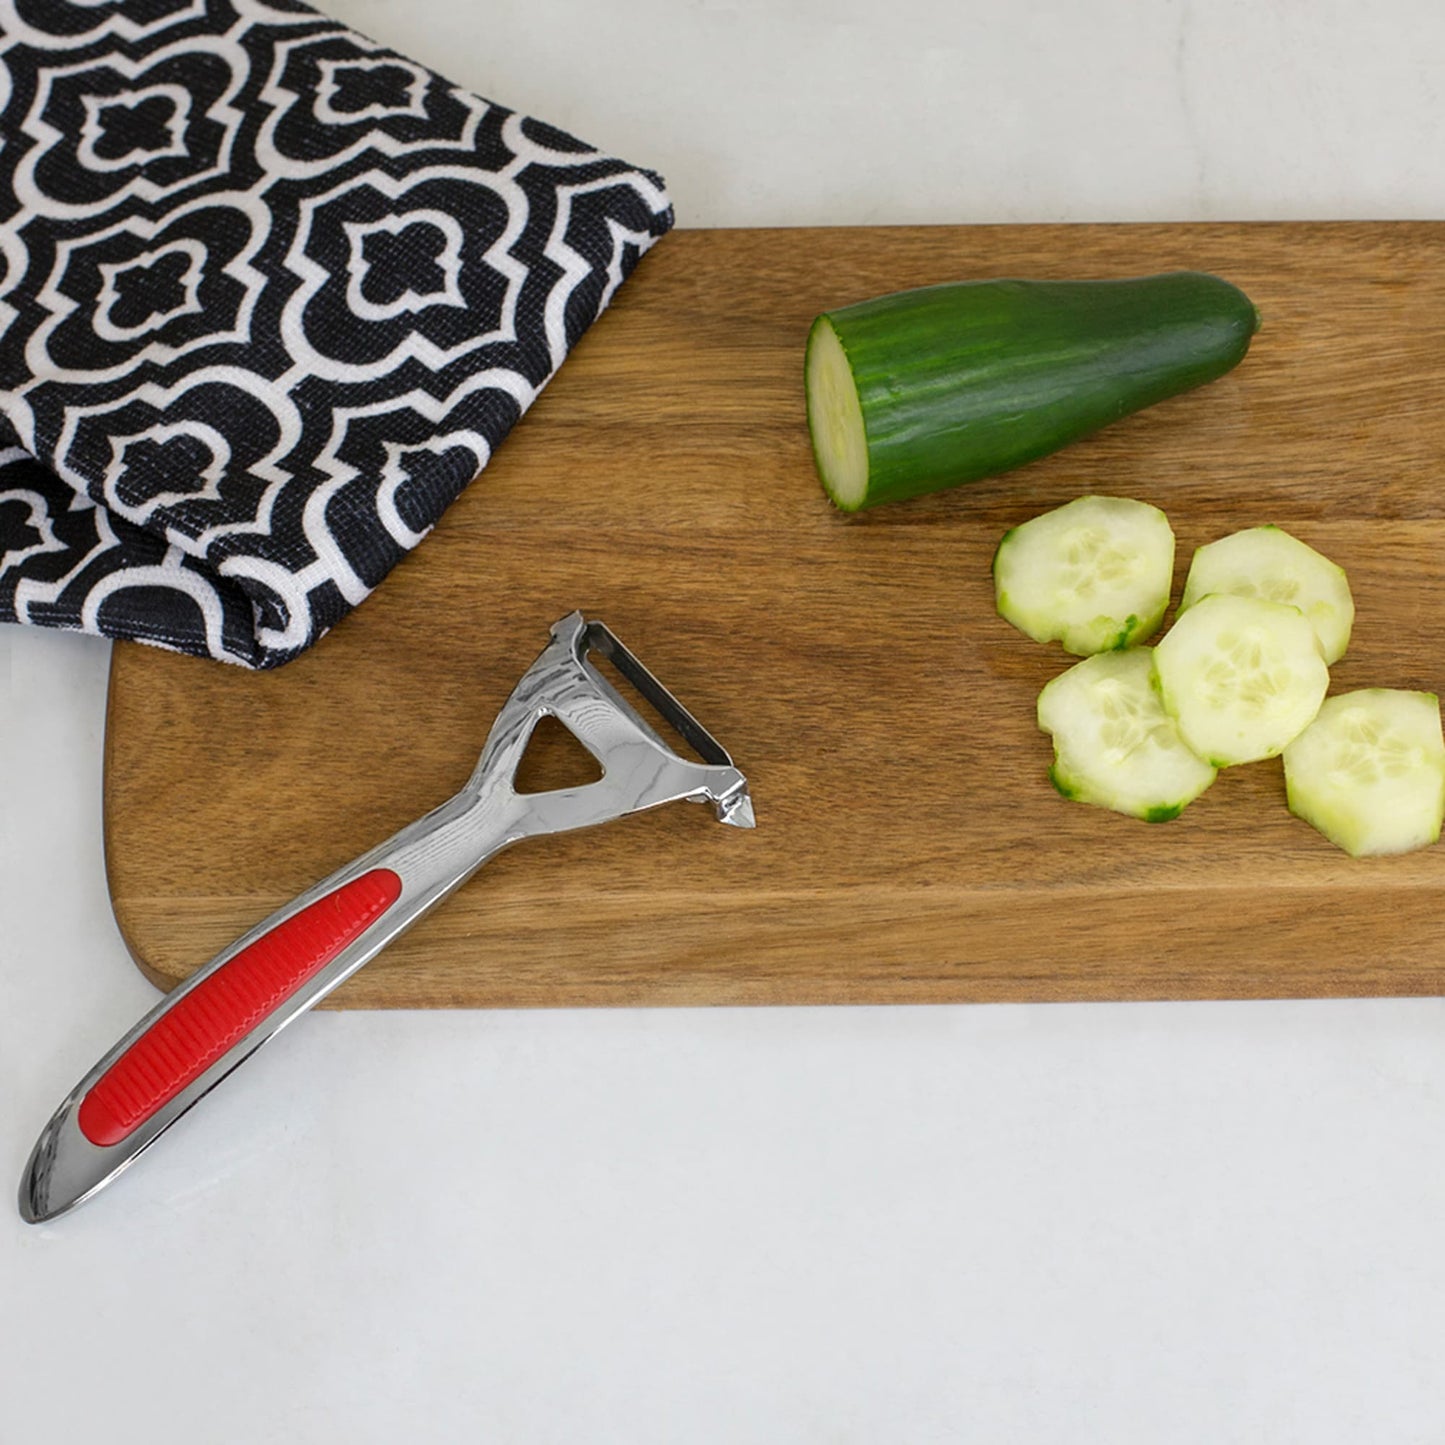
[20,613,754,1223]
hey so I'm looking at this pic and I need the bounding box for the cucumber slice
[1151,593,1329,766]
[805,272,1259,512]
[1284,689,1445,857]
[994,495,1175,655]
[1037,648,1217,821]
[1179,524,1354,665]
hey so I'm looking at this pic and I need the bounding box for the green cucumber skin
[1048,768,1186,822]
[819,272,1259,511]
[1143,803,1185,824]
[1047,765,1080,801]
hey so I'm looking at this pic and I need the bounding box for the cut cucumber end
[805,316,870,512]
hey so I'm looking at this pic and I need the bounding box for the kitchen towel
[0,0,673,667]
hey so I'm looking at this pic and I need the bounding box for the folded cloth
[0,0,673,667]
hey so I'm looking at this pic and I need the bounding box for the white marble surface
[6,3,1445,1439]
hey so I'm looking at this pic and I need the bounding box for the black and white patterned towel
[0,0,673,667]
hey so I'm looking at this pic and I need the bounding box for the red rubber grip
[78,868,402,1148]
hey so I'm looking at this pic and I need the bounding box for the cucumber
[805,271,1259,512]
[1179,525,1354,665]
[994,495,1174,655]
[1037,648,1216,821]
[1283,690,1445,857]
[1151,593,1328,766]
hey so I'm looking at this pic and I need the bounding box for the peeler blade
[562,614,756,829]
[717,792,756,829]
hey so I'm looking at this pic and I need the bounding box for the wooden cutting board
[104,221,1445,1007]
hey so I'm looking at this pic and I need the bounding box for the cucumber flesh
[1284,689,1445,857]
[995,495,1175,655]
[806,272,1260,512]
[805,317,871,510]
[1179,525,1354,665]
[1151,593,1329,766]
[1038,648,1217,821]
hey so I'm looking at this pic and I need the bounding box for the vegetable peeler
[20,613,754,1223]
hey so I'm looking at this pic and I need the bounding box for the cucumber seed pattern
[1324,707,1421,787]
[1197,623,1301,717]
[1060,526,1142,601]
[1153,594,1329,767]
[1095,673,1174,759]
[994,496,1174,656]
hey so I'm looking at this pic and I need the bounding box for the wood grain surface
[104,221,1445,1007]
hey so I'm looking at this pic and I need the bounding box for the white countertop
[6,3,1445,1439]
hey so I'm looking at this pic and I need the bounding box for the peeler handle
[19,787,515,1224]
[74,868,403,1149]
